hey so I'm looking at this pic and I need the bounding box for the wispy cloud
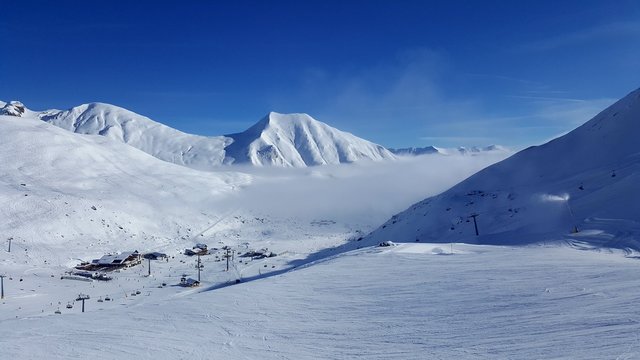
[275,47,620,149]
[505,95,589,103]
[280,49,489,145]
[530,97,617,125]
[416,95,616,149]
[520,21,640,52]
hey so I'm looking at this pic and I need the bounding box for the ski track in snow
[2,244,640,359]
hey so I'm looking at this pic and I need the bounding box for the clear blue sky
[1,0,639,148]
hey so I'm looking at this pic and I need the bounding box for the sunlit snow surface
[2,87,640,358]
[2,244,640,359]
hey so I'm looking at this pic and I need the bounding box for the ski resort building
[180,276,200,287]
[143,252,168,260]
[184,244,208,256]
[89,251,142,269]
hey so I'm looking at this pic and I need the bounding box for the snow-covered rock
[367,88,640,248]
[224,112,396,166]
[0,100,26,117]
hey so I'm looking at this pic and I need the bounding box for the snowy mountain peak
[224,112,396,166]
[36,102,230,171]
[0,100,26,117]
[265,111,315,125]
[249,112,342,135]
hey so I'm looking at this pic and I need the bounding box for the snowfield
[1,87,640,359]
[2,244,640,359]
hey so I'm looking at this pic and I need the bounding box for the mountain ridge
[1,101,396,169]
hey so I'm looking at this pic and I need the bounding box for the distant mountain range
[0,100,504,169]
[389,145,509,156]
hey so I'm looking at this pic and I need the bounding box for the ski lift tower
[469,213,480,236]
[0,274,5,299]
[565,198,579,233]
[76,293,90,312]
[196,254,204,282]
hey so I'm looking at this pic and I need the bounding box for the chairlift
[66,303,73,309]
[104,296,111,301]
[135,290,141,295]
[97,297,103,303]
[54,309,62,314]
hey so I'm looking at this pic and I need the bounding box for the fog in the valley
[221,152,511,226]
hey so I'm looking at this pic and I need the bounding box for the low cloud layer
[218,152,511,228]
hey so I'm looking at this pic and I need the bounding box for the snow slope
[2,243,640,359]
[224,112,396,166]
[1,93,639,358]
[34,102,231,171]
[0,106,506,267]
[367,88,640,249]
[0,113,249,264]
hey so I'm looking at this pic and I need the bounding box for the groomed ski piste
[4,243,640,359]
[1,88,640,359]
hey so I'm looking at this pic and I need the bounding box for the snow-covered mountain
[3,95,639,359]
[367,88,640,249]
[0,101,395,169]
[388,146,440,156]
[34,102,230,171]
[0,101,28,117]
[0,112,250,262]
[224,112,396,166]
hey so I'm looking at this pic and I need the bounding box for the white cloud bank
[219,152,512,228]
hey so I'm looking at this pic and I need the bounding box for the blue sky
[1,1,639,148]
